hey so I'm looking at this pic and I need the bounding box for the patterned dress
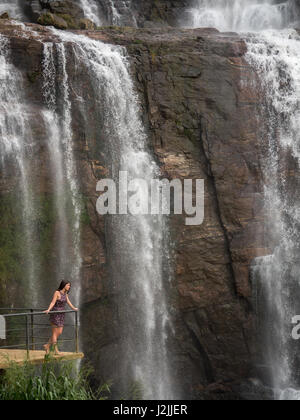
[49,292,67,327]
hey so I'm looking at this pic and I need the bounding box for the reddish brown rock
[0,22,268,398]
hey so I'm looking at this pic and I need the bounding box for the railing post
[30,309,35,350]
[0,309,80,358]
[75,311,79,354]
[25,315,30,358]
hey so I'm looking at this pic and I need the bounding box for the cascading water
[188,0,299,32]
[0,13,175,397]
[80,0,136,27]
[188,0,300,401]
[41,42,82,306]
[107,0,123,25]
[0,34,37,303]
[0,23,82,309]
[50,29,176,399]
[79,0,102,26]
[246,29,300,400]
[0,0,24,20]
[107,0,136,26]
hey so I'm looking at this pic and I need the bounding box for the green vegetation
[0,358,110,400]
[122,380,144,400]
[34,193,56,268]
[78,193,90,226]
[150,48,157,63]
[132,39,143,45]
[27,71,41,84]
[0,185,89,304]
[0,191,27,299]
[59,14,77,29]
[0,190,55,290]
[37,12,55,27]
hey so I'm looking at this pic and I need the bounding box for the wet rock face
[40,0,84,17]
[106,0,191,27]
[94,0,191,27]
[0,21,268,398]
[131,0,191,27]
[25,0,192,28]
[84,27,271,398]
[6,1,300,28]
[27,0,96,29]
[118,27,269,397]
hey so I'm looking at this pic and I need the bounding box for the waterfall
[79,0,102,26]
[188,0,300,401]
[42,44,68,282]
[107,0,122,25]
[41,41,82,307]
[246,29,300,399]
[51,29,175,399]
[80,0,136,27]
[187,0,299,32]
[107,0,136,26]
[0,34,38,303]
[0,16,175,397]
[0,0,24,19]
[0,26,82,309]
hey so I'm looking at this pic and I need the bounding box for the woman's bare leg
[54,327,63,355]
[51,326,59,353]
[44,325,59,354]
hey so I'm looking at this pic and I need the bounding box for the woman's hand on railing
[43,310,50,314]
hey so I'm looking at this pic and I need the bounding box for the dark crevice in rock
[183,311,215,384]
[241,326,251,356]
[199,116,237,296]
[199,115,252,316]
[89,198,107,252]
[0,22,264,396]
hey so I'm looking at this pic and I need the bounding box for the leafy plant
[0,358,110,400]
[121,380,144,400]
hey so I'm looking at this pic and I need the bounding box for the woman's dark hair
[57,280,71,294]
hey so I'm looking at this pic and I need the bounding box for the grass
[122,380,144,400]
[0,358,111,400]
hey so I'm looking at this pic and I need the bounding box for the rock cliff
[21,0,191,28]
[0,17,270,399]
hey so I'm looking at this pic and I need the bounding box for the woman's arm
[44,292,59,314]
[66,296,78,311]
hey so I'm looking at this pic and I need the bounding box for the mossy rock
[37,11,96,30]
[58,13,78,29]
[27,70,41,84]
[0,12,9,19]
[49,0,84,19]
[37,12,68,30]
[79,18,96,30]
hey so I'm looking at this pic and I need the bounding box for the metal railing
[0,308,79,357]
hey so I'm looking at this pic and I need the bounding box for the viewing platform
[0,308,84,370]
[0,349,84,369]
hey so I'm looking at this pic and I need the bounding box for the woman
[43,280,78,355]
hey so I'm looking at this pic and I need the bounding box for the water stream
[188,0,300,401]
[51,29,175,399]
